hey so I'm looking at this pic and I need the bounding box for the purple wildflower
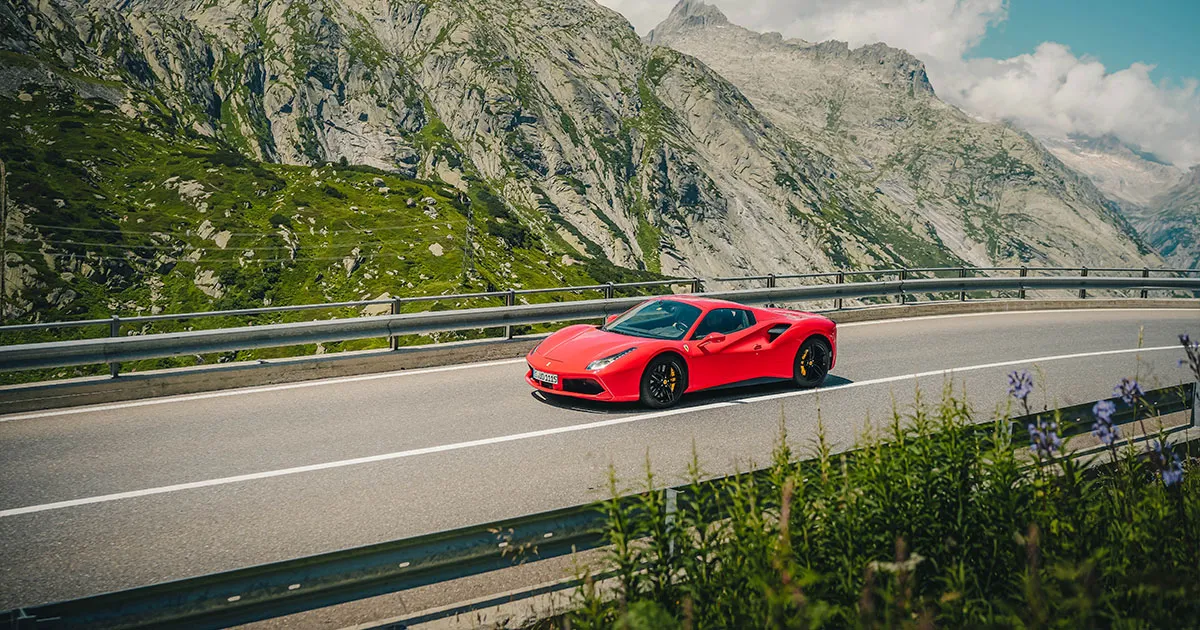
[1092,422,1119,448]
[1008,370,1034,402]
[1091,400,1120,447]
[1114,378,1143,406]
[1182,334,1200,380]
[1028,417,1062,460]
[1163,462,1185,487]
[1149,439,1185,488]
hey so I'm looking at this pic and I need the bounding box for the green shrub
[566,376,1200,629]
[485,218,530,249]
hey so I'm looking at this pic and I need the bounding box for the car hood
[538,326,642,365]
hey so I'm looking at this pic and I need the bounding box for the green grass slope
[0,80,662,381]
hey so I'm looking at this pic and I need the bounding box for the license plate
[532,369,559,385]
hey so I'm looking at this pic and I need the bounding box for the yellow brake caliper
[800,348,810,376]
[664,366,677,392]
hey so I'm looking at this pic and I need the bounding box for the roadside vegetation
[561,336,1200,628]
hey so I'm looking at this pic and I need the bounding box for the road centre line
[0,344,1176,519]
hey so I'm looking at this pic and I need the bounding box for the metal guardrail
[0,499,622,630]
[3,382,1195,629]
[1011,382,1199,457]
[0,274,1198,373]
[3,266,1196,335]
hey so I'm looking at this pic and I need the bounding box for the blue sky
[970,0,1199,85]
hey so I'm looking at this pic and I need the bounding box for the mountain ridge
[0,0,1163,328]
[1139,166,1200,268]
[1041,134,1197,267]
[645,0,1155,267]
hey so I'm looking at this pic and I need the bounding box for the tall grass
[562,344,1200,628]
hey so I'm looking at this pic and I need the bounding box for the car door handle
[753,344,762,350]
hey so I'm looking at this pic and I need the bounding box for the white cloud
[944,45,1200,166]
[596,0,1200,167]
[595,0,677,36]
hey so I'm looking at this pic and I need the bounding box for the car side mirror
[605,314,619,325]
[698,332,726,347]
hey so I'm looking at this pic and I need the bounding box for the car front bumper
[524,360,645,403]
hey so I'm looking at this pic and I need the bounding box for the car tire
[640,354,687,409]
[793,337,831,388]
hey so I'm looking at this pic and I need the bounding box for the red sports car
[525,296,837,408]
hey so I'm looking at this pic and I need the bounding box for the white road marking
[837,307,1197,328]
[0,344,1177,519]
[2,308,1193,422]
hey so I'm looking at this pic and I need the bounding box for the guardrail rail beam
[2,273,1197,374]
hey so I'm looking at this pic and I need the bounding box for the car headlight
[587,347,637,371]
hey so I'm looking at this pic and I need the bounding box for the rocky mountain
[1137,167,1200,268]
[1041,136,1197,268]
[647,0,1158,269]
[0,0,1163,327]
[1041,135,1186,209]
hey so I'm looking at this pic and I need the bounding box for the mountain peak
[648,4,933,96]
[648,0,729,41]
[670,0,729,24]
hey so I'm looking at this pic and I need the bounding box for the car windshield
[603,299,702,340]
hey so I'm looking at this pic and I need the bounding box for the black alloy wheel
[793,337,831,388]
[640,355,687,409]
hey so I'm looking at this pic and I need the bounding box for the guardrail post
[664,487,679,560]
[959,267,967,302]
[108,316,121,378]
[12,610,36,630]
[1079,267,1088,299]
[691,277,703,294]
[604,282,615,300]
[1019,266,1028,300]
[389,298,402,351]
[835,271,845,310]
[1141,268,1150,299]
[504,289,516,340]
[899,269,907,305]
[1191,381,1198,430]
[767,273,776,289]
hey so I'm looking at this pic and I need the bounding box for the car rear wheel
[793,337,831,388]
[640,355,687,409]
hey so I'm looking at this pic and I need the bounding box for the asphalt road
[0,308,1197,613]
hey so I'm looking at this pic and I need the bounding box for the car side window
[692,308,755,339]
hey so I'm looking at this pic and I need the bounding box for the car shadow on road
[531,374,855,414]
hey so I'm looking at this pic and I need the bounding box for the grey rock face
[1043,135,1187,209]
[2,0,1160,289]
[1043,136,1196,268]
[1139,167,1200,268]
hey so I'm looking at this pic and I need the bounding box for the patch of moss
[636,216,662,274]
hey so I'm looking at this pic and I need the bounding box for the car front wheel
[640,355,687,409]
